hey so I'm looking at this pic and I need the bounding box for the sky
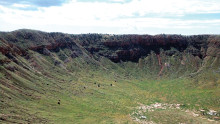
[0,0,220,35]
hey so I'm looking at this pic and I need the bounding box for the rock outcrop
[0,29,219,64]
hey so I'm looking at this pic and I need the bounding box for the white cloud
[0,0,220,34]
[12,3,31,8]
[110,0,126,2]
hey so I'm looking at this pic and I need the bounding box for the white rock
[207,110,217,116]
[192,113,199,117]
[140,116,147,119]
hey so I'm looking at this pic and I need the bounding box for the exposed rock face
[100,35,189,62]
[0,29,219,64]
[0,38,27,56]
[207,36,220,57]
[81,34,211,62]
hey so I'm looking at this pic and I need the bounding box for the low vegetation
[0,30,219,123]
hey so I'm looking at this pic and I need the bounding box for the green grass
[1,50,220,124]
[2,76,219,123]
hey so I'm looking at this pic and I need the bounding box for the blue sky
[0,0,220,34]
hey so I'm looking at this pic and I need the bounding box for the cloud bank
[0,0,220,34]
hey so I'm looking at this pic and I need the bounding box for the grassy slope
[0,48,220,124]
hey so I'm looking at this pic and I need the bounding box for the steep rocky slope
[0,29,219,123]
[0,29,219,76]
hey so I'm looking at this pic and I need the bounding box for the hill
[0,29,219,123]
